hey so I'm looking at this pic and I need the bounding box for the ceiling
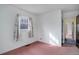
[14,4,79,14]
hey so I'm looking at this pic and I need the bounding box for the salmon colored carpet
[2,41,79,55]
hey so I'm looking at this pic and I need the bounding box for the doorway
[76,15,79,48]
[62,17,76,47]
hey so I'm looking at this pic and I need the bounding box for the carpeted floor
[2,41,79,55]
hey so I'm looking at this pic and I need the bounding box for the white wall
[37,10,62,46]
[63,11,79,18]
[0,5,38,54]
